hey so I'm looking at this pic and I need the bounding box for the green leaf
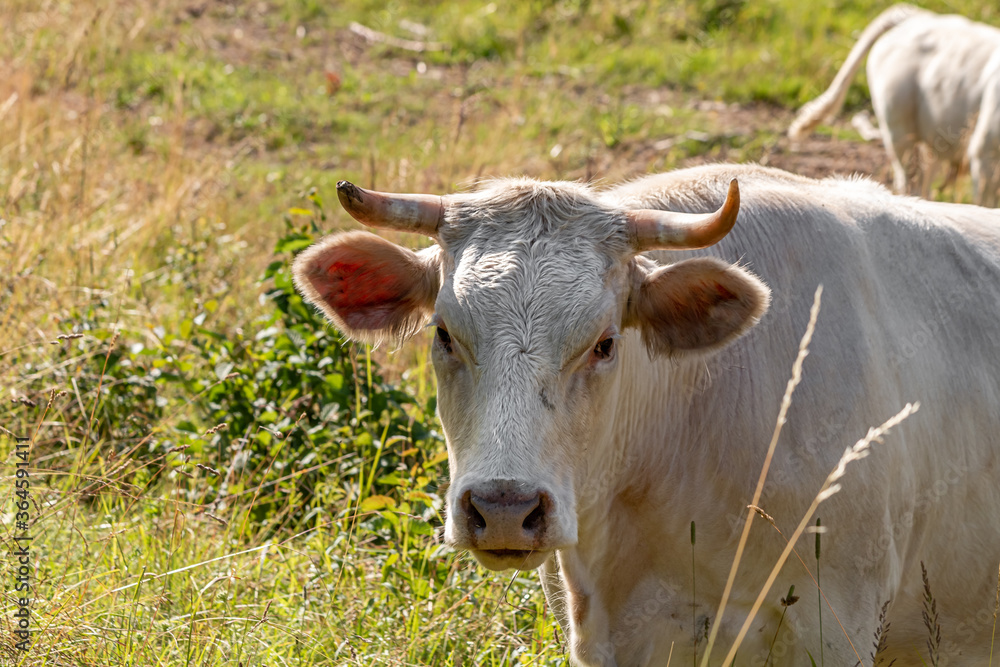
[214,361,234,381]
[263,260,284,279]
[360,495,396,512]
[424,450,448,467]
[325,373,344,391]
[408,519,433,536]
[255,327,279,341]
[376,473,403,486]
[274,235,313,254]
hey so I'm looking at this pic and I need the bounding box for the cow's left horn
[626,178,740,251]
[336,180,444,237]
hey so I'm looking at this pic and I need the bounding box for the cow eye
[436,326,453,353]
[593,336,615,361]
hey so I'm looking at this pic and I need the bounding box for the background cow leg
[940,159,961,201]
[968,79,1000,207]
[881,128,912,194]
[918,145,940,200]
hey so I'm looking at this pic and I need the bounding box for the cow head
[293,178,769,571]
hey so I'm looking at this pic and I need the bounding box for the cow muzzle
[455,479,559,571]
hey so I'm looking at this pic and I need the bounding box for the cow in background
[293,164,1000,665]
[789,4,1000,207]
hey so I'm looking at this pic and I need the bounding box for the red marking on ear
[325,260,409,311]
[714,283,736,301]
[671,281,736,321]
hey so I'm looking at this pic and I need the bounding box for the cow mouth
[472,548,551,571]
[484,548,533,559]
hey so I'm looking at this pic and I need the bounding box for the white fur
[297,164,1000,665]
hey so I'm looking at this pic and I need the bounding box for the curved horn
[336,180,444,237]
[626,178,740,251]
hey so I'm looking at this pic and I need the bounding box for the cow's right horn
[336,180,444,237]
[626,178,740,252]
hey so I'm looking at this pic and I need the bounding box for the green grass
[2,0,998,664]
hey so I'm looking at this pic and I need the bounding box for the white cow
[293,164,1000,666]
[789,4,1000,207]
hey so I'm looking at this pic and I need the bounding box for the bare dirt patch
[621,92,894,185]
[719,104,892,184]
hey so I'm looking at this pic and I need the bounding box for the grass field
[2,1,998,664]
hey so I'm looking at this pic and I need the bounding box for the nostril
[522,491,549,533]
[469,503,486,531]
[464,490,487,531]
[522,503,545,532]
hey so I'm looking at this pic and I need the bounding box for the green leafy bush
[182,191,445,525]
[10,190,447,538]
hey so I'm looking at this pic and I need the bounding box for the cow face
[293,178,769,571]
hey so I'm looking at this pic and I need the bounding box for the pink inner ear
[323,258,408,312]
[295,231,439,338]
[672,280,735,321]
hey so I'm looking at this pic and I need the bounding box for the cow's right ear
[292,230,441,344]
[625,256,770,358]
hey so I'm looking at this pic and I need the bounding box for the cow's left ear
[625,257,770,357]
[292,230,441,345]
